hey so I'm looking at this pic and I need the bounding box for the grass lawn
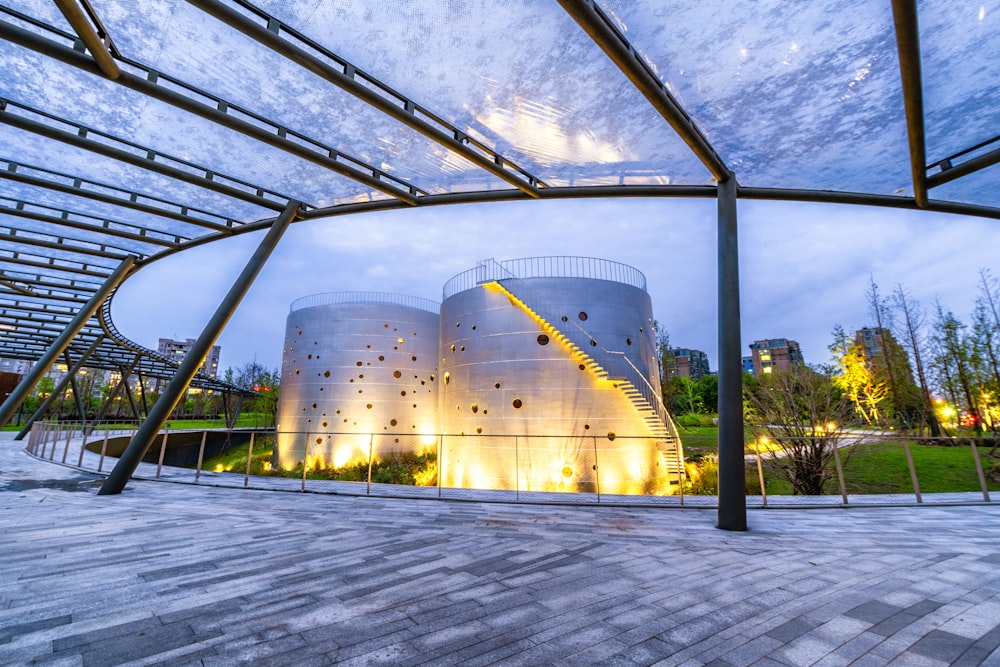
[760,441,1000,496]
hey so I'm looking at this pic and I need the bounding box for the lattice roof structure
[1,1,998,514]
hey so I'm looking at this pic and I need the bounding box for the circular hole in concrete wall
[450,344,456,353]
[578,311,588,321]
[401,391,406,396]
[512,398,522,409]
[626,338,632,346]
[379,355,385,361]
[316,437,323,444]
[444,372,450,384]
[476,427,482,434]
[390,419,397,426]
[561,315,568,322]
[366,403,372,409]
[471,404,478,413]
[411,355,417,361]
[393,370,402,378]
[307,354,312,359]
[324,370,330,377]
[607,432,616,441]
[590,339,597,347]
[295,369,300,375]
[579,364,585,371]
[537,334,549,346]
[311,402,317,409]
[322,421,328,427]
[460,346,465,352]
[584,424,590,430]
[494,382,501,389]
[562,466,573,478]
[356,361,362,366]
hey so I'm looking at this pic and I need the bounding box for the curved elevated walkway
[1,431,999,666]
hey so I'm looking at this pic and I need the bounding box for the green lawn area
[759,441,1000,496]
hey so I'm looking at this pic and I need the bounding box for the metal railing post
[155,429,169,478]
[832,446,848,505]
[514,435,520,501]
[77,427,88,467]
[676,440,686,507]
[754,440,767,508]
[593,436,600,502]
[366,433,374,495]
[302,433,311,492]
[436,434,442,498]
[244,431,255,487]
[971,440,991,502]
[194,431,208,483]
[98,425,109,472]
[903,440,922,503]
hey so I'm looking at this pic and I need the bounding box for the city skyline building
[748,339,804,375]
[669,348,711,380]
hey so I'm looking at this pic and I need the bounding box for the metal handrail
[289,291,439,314]
[476,259,680,448]
[443,256,647,298]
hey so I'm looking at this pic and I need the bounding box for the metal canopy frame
[0,0,995,524]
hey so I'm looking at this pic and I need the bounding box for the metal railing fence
[21,422,1000,508]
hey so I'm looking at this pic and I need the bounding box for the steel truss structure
[0,0,997,526]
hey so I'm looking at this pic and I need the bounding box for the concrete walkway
[1,432,999,666]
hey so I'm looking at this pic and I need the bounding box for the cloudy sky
[111,196,997,374]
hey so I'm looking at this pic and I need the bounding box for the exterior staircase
[481,271,685,484]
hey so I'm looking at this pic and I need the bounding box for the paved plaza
[1,431,999,666]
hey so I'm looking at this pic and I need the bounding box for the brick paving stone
[3,435,1000,666]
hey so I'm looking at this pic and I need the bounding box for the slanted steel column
[65,350,88,425]
[717,175,747,531]
[93,354,140,424]
[15,336,104,439]
[0,256,134,427]
[100,201,300,495]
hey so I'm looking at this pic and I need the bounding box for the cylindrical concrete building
[438,257,682,495]
[275,292,440,470]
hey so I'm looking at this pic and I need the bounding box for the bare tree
[892,284,941,436]
[745,365,857,495]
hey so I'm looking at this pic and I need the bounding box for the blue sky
[111,196,998,374]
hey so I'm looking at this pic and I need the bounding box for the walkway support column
[99,201,300,495]
[0,256,134,428]
[717,175,747,531]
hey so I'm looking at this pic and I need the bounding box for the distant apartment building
[854,327,914,377]
[748,338,804,375]
[155,338,221,392]
[742,356,755,375]
[669,348,711,380]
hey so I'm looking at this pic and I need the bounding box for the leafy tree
[830,325,887,424]
[745,365,856,495]
[696,374,718,413]
[221,362,281,427]
[931,302,980,429]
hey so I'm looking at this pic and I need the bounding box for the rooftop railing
[443,256,647,298]
[289,291,440,314]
